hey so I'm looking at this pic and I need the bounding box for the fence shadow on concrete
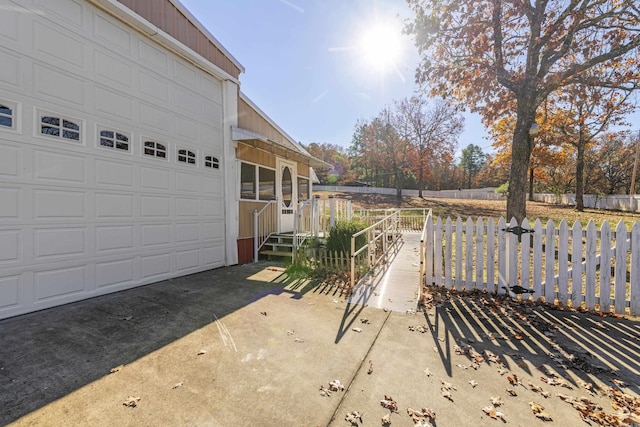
[423,290,640,396]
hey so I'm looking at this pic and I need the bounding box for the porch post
[254,209,259,263]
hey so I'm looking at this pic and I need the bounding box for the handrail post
[253,209,259,263]
[293,207,298,262]
[350,234,355,288]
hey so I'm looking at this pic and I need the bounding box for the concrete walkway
[348,232,422,312]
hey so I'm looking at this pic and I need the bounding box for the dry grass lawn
[316,190,640,229]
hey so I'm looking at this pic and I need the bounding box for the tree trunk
[395,169,403,203]
[575,141,585,211]
[507,105,535,223]
[418,160,424,198]
[528,167,535,201]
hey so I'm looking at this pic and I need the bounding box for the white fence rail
[421,216,640,316]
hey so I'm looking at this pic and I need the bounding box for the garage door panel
[96,193,134,218]
[35,189,85,218]
[176,249,199,271]
[176,223,199,243]
[203,246,224,266]
[0,188,19,218]
[0,275,21,309]
[95,159,134,187]
[0,144,20,178]
[141,195,170,217]
[141,166,170,190]
[96,225,134,252]
[202,222,223,240]
[35,150,86,184]
[34,227,85,258]
[96,258,134,288]
[175,172,199,193]
[203,176,222,196]
[141,224,170,246]
[0,230,20,262]
[35,265,86,301]
[201,199,222,218]
[176,197,198,217]
[142,253,171,278]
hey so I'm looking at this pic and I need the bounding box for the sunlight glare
[358,21,404,74]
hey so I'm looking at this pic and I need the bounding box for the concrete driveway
[1,262,639,426]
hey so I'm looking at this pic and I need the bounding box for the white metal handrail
[253,201,277,263]
[350,210,402,288]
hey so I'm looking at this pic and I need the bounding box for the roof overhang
[232,126,328,169]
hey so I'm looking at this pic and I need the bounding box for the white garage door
[0,1,227,320]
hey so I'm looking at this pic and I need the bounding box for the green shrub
[495,182,508,195]
[326,219,367,254]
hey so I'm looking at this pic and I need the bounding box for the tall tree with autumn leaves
[405,0,640,222]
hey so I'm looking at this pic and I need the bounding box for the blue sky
[178,0,490,155]
[178,0,639,155]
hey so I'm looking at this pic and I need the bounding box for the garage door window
[178,148,196,165]
[0,102,14,129]
[39,112,81,142]
[144,141,167,159]
[205,155,219,169]
[98,127,130,151]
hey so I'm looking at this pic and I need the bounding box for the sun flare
[358,21,404,73]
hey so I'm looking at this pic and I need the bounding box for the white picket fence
[420,214,640,316]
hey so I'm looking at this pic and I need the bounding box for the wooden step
[265,242,294,249]
[260,250,294,259]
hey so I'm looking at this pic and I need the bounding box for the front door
[277,158,296,233]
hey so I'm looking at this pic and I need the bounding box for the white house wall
[0,0,232,320]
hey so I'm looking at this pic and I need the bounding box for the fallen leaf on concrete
[345,410,362,425]
[123,396,141,407]
[360,318,370,324]
[490,396,503,406]
[260,311,267,316]
[482,406,505,421]
[120,316,133,321]
[329,379,345,392]
[423,367,432,377]
[535,411,553,421]
[352,327,363,333]
[197,350,207,355]
[172,381,184,389]
[441,389,454,401]
[530,401,552,421]
[469,380,478,388]
[367,360,373,374]
[441,380,457,391]
[456,364,468,370]
[506,388,517,396]
[381,413,391,425]
[380,395,398,412]
[294,338,304,343]
[110,365,124,374]
[287,330,295,335]
[528,382,544,393]
[611,379,628,388]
